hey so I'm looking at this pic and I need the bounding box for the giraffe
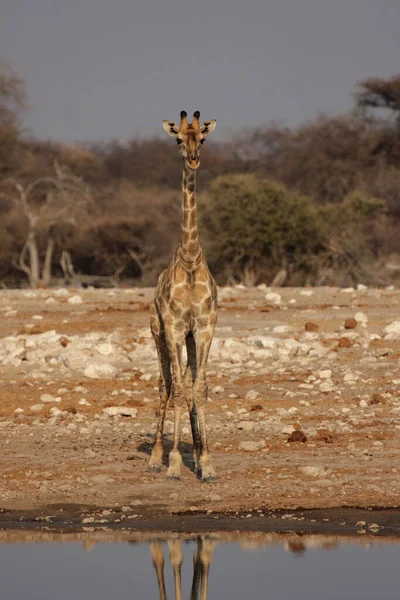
[148,110,218,482]
[149,537,215,600]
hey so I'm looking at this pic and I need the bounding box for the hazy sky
[1,0,399,142]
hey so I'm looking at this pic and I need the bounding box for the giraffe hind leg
[148,307,171,473]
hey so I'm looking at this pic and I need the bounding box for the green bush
[199,174,326,284]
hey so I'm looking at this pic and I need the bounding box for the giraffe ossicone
[148,110,218,482]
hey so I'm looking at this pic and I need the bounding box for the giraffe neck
[179,161,201,265]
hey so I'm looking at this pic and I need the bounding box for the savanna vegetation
[1,60,399,288]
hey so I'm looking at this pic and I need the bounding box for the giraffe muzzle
[187,155,200,169]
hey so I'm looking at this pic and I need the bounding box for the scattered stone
[238,440,265,452]
[208,493,222,502]
[30,404,44,412]
[318,369,332,379]
[305,322,319,332]
[169,493,179,500]
[354,312,368,327]
[369,393,386,405]
[245,390,259,401]
[264,292,281,305]
[84,449,96,458]
[103,406,138,417]
[40,394,56,403]
[319,379,335,392]
[315,429,334,443]
[384,321,400,339]
[78,398,90,405]
[212,385,224,394]
[344,371,359,382]
[287,430,307,443]
[237,421,254,431]
[68,295,84,304]
[338,337,352,348]
[250,404,263,411]
[82,516,95,524]
[84,362,118,379]
[344,318,357,329]
[299,465,327,478]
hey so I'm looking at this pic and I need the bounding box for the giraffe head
[162,111,216,170]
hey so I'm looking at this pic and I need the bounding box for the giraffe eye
[200,138,205,145]
[177,139,182,145]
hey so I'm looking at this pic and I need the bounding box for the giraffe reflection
[150,537,215,600]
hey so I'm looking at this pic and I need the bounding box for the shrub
[200,174,326,284]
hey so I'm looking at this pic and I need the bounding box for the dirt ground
[0,284,399,530]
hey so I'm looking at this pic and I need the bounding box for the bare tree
[1,163,94,287]
[356,75,400,127]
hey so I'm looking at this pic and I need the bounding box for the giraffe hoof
[166,473,181,481]
[201,474,217,483]
[148,464,162,474]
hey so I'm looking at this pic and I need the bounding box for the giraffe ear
[162,120,179,137]
[200,120,216,137]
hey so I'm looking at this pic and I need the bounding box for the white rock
[355,312,368,327]
[84,362,118,379]
[344,371,359,382]
[319,380,335,392]
[103,406,138,418]
[318,369,332,379]
[79,398,91,406]
[245,390,259,401]
[139,373,152,381]
[212,385,224,394]
[299,290,314,296]
[384,321,400,339]
[359,399,368,408]
[299,466,327,478]
[68,295,84,304]
[95,343,114,356]
[237,421,255,431]
[40,394,56,403]
[30,404,44,412]
[14,408,24,413]
[238,440,265,452]
[265,292,281,305]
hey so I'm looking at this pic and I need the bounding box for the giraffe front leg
[149,308,171,474]
[165,332,185,481]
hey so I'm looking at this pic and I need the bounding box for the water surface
[1,533,398,599]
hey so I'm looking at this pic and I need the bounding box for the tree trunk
[21,229,40,288]
[41,236,55,286]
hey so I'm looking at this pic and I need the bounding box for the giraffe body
[148,111,218,482]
